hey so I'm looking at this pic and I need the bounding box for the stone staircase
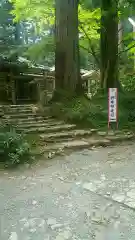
[0,104,134,159]
[0,104,78,134]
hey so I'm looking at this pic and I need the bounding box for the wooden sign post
[108,88,118,130]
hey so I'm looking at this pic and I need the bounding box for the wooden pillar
[118,21,123,50]
[87,79,91,95]
[10,73,16,104]
[43,70,47,90]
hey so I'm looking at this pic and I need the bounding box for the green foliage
[51,95,107,128]
[0,124,31,168]
[0,0,13,56]
[11,0,54,27]
[11,0,101,66]
[10,0,135,80]
[0,0,25,61]
[120,70,135,91]
[25,36,55,65]
[79,6,100,41]
[50,91,135,130]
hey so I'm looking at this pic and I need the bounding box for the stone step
[6,108,33,112]
[2,105,50,111]
[3,116,44,123]
[33,133,135,158]
[5,115,53,122]
[4,106,49,112]
[0,104,34,111]
[17,121,66,129]
[1,104,34,108]
[33,138,111,157]
[3,113,34,119]
[40,129,96,141]
[3,113,51,119]
[24,124,77,134]
[3,117,58,126]
[4,109,34,115]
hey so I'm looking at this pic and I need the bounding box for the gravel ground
[1,142,135,239]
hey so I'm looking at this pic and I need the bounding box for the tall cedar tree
[55,0,82,96]
[100,0,119,89]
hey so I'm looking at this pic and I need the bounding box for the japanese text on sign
[108,88,117,122]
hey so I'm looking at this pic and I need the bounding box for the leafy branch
[79,22,100,66]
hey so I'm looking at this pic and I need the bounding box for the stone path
[1,142,135,239]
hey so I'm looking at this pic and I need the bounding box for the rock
[58,176,64,181]
[55,230,72,240]
[108,131,115,136]
[98,131,107,136]
[51,223,64,230]
[106,192,111,196]
[29,228,36,233]
[9,176,16,180]
[75,182,81,185]
[125,201,135,209]
[63,140,89,149]
[112,193,125,203]
[59,195,65,200]
[91,214,104,224]
[29,218,36,228]
[91,129,97,133]
[91,146,96,150]
[127,191,135,199]
[82,182,97,192]
[9,232,18,240]
[48,152,55,159]
[85,211,91,218]
[24,221,30,228]
[32,200,37,205]
[20,218,27,222]
[47,218,57,226]
[57,148,64,153]
[21,176,27,180]
[100,174,106,181]
[39,219,45,228]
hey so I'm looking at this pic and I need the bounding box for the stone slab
[40,130,92,140]
[26,124,76,134]
[62,140,89,149]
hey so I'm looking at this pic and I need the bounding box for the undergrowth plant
[50,91,135,130]
[0,124,31,168]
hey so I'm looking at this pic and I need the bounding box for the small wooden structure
[0,55,99,104]
[81,69,100,97]
[0,57,55,105]
[0,57,31,104]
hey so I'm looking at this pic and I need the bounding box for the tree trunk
[100,0,118,89]
[55,0,82,97]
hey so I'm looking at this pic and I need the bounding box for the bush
[50,92,135,130]
[120,69,135,92]
[0,124,31,168]
[51,95,108,128]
